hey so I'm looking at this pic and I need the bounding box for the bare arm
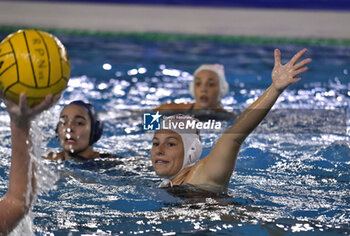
[0,93,59,234]
[193,49,312,188]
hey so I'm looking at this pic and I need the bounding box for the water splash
[1,33,349,235]
[10,110,60,235]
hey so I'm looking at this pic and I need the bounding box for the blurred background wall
[0,0,349,39]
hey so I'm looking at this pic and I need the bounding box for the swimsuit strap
[69,152,88,161]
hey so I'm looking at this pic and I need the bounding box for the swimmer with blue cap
[45,100,106,161]
[154,64,233,119]
[151,49,312,192]
[0,91,59,234]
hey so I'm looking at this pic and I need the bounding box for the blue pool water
[0,31,349,235]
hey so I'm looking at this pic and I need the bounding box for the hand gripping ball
[0,29,70,106]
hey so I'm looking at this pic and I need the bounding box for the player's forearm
[0,194,29,235]
[0,121,32,235]
[7,120,32,204]
[228,85,281,144]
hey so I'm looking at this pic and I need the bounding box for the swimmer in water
[151,49,312,193]
[154,64,235,120]
[0,92,59,235]
[45,100,112,161]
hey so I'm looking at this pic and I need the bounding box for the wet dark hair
[57,100,103,145]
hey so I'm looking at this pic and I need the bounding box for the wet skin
[193,70,220,109]
[151,130,184,178]
[58,104,93,157]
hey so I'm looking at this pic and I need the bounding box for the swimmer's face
[194,70,220,109]
[151,130,184,178]
[58,105,92,153]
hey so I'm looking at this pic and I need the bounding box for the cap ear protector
[157,115,203,187]
[90,118,103,145]
[55,100,103,146]
[186,137,202,165]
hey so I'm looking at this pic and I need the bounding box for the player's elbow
[4,193,31,214]
[0,194,30,235]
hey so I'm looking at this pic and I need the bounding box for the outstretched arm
[0,93,59,234]
[194,48,312,188]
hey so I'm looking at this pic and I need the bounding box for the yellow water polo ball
[0,29,70,107]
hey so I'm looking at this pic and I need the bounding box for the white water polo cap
[158,115,203,187]
[190,64,229,101]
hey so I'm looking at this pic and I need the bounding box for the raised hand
[0,91,60,127]
[272,48,312,92]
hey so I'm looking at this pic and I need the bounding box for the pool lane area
[0,0,350,40]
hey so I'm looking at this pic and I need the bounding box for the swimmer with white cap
[151,49,312,192]
[190,64,229,108]
[152,115,203,188]
[0,92,59,234]
[154,64,231,118]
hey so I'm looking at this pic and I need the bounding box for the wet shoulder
[43,151,66,161]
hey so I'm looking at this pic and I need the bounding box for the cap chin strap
[158,178,173,188]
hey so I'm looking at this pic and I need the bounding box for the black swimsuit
[188,104,236,121]
[70,152,119,161]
